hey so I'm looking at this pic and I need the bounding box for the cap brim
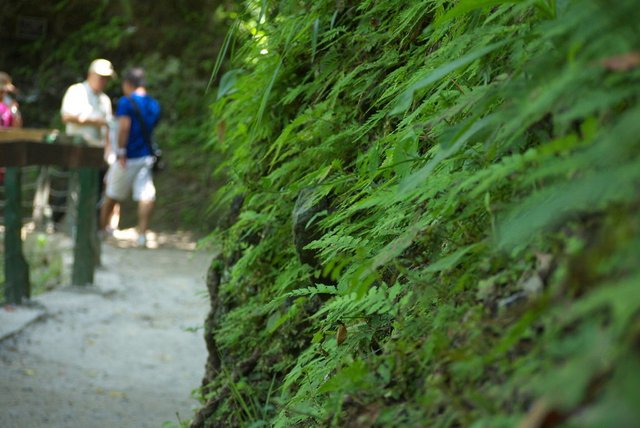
[94,70,116,78]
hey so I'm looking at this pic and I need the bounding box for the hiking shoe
[98,227,115,241]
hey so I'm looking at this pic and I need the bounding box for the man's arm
[60,84,107,127]
[117,115,131,167]
[61,113,107,127]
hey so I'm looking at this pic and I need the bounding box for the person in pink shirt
[0,72,22,184]
[0,71,22,128]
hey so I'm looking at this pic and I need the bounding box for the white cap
[88,59,116,77]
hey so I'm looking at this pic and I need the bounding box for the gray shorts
[105,156,156,202]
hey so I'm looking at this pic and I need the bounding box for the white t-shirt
[60,81,112,146]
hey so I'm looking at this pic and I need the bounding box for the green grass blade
[206,20,239,94]
[389,40,508,115]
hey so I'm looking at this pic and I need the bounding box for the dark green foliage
[199,0,640,426]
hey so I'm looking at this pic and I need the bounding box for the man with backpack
[100,68,161,248]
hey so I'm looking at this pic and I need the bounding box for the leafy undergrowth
[194,1,640,427]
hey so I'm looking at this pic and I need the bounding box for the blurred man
[60,59,116,227]
[100,68,160,247]
[61,58,115,148]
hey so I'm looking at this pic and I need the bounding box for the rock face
[191,257,224,428]
[200,259,223,396]
[193,190,334,427]
[193,194,248,428]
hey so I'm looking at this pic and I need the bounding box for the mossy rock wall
[195,1,640,426]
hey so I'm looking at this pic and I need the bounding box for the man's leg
[100,196,119,231]
[101,161,130,233]
[132,158,156,246]
[137,200,154,236]
[109,203,120,230]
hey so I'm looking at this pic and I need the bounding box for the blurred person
[60,59,116,226]
[0,71,22,128]
[61,58,115,149]
[100,68,160,247]
[0,71,22,184]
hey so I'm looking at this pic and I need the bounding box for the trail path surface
[0,237,212,428]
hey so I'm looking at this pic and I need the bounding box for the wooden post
[3,167,31,304]
[72,167,99,286]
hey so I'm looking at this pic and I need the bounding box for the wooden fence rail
[1,128,104,304]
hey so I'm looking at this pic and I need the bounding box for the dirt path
[0,239,212,428]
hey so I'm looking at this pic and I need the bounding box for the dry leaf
[216,121,226,144]
[108,390,127,399]
[336,324,348,346]
[600,52,640,71]
[517,398,566,428]
[95,387,127,399]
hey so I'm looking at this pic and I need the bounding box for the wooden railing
[1,128,104,304]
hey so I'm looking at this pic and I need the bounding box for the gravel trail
[0,241,212,428]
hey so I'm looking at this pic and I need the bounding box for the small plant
[23,232,66,295]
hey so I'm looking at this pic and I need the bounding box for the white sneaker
[136,234,147,248]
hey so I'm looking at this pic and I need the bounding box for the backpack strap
[126,96,154,154]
